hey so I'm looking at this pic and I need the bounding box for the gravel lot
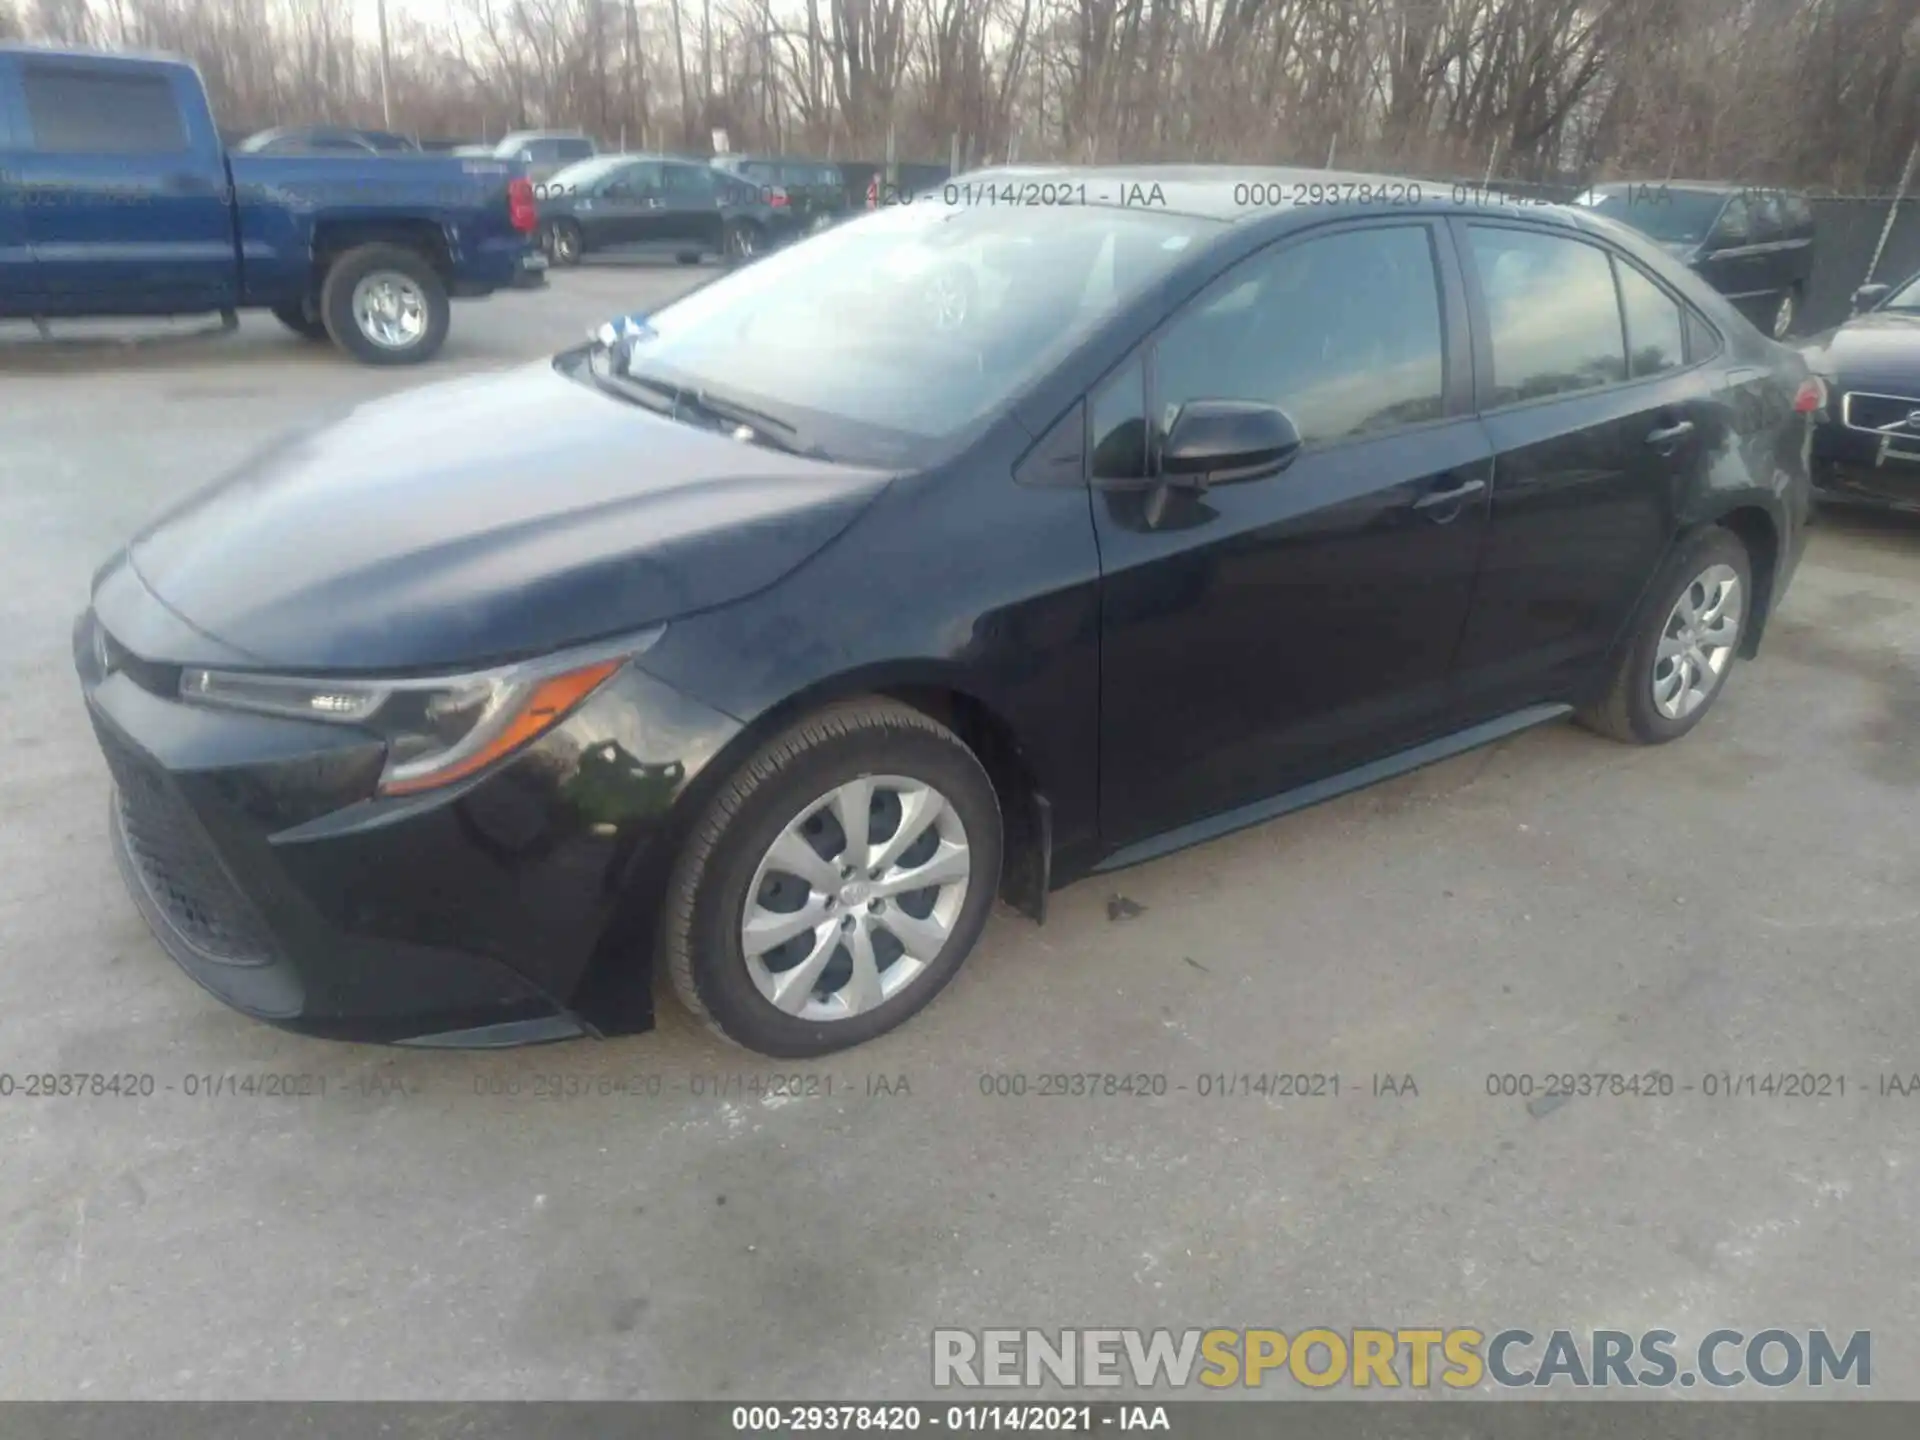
[3,263,1918,1400]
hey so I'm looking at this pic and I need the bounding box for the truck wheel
[1770,285,1801,340]
[270,303,329,341]
[320,244,451,365]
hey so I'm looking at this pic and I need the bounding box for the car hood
[1800,311,1920,393]
[126,360,893,672]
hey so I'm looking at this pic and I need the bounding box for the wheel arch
[567,663,1055,1037]
[1708,503,1781,657]
[310,220,455,296]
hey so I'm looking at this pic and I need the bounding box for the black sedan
[1801,270,1920,513]
[536,154,797,267]
[76,166,1817,1057]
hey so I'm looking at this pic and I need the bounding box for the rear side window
[554,138,594,162]
[664,163,714,196]
[1468,226,1625,405]
[1783,194,1813,232]
[22,65,188,154]
[1154,223,1446,446]
[1614,261,1686,378]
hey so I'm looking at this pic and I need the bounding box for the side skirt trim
[1091,703,1573,875]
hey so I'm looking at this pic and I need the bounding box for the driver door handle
[1645,419,1695,448]
[1413,475,1487,511]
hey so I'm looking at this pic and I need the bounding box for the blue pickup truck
[0,45,548,363]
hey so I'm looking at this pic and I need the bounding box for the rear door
[589,160,667,249]
[1093,219,1494,846]
[1448,220,1711,715]
[15,56,235,312]
[660,160,725,251]
[0,54,33,308]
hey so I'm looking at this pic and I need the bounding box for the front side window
[1152,224,1446,447]
[22,65,188,154]
[664,163,715,196]
[1468,226,1626,406]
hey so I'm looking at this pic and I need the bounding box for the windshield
[546,156,628,191]
[1883,273,1920,310]
[607,200,1220,465]
[1576,187,1728,246]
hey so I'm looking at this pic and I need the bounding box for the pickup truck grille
[100,726,279,968]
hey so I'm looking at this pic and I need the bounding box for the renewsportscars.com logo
[931,1328,1871,1391]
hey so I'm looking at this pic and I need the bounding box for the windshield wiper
[619,365,826,458]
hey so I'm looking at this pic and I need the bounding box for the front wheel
[662,699,1003,1057]
[1770,286,1800,340]
[319,243,450,365]
[548,220,583,266]
[721,220,759,266]
[1577,526,1753,745]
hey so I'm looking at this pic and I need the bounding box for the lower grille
[1843,392,1920,435]
[98,726,280,968]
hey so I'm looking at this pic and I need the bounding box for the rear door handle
[1646,420,1696,448]
[1413,476,1487,513]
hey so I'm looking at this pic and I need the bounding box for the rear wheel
[270,303,328,341]
[662,699,1002,1057]
[1577,526,1753,745]
[319,243,450,365]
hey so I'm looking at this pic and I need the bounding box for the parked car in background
[0,44,547,363]
[536,154,799,265]
[1575,182,1816,339]
[710,154,850,231]
[493,129,597,183]
[236,124,421,155]
[1800,268,1920,514]
[75,166,1816,1056]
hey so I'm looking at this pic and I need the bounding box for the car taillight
[769,186,789,208]
[508,176,538,232]
[866,177,878,209]
[1793,377,1825,414]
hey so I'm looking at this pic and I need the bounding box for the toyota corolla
[76,166,1816,1057]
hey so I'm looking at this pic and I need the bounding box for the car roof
[952,163,1598,228]
[1586,179,1805,197]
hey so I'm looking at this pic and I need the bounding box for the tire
[662,698,1003,1057]
[1770,285,1800,340]
[721,220,759,266]
[1576,526,1755,745]
[549,220,583,266]
[319,243,450,365]
[270,302,328,341]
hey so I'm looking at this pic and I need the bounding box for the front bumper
[1811,415,1920,513]
[74,583,741,1046]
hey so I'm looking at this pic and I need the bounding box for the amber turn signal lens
[379,658,623,796]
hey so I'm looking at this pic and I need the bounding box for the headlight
[178,630,660,796]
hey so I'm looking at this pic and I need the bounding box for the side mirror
[1709,219,1749,251]
[1852,284,1891,315]
[1160,401,1302,487]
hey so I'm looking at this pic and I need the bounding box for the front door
[1093,219,1493,848]
[588,160,668,251]
[15,57,235,311]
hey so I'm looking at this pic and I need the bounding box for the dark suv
[1577,183,1815,340]
[537,154,798,265]
[711,154,851,233]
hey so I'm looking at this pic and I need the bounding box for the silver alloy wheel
[1771,291,1795,339]
[552,225,580,263]
[350,271,429,350]
[1652,563,1743,721]
[741,775,971,1022]
[728,225,755,259]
